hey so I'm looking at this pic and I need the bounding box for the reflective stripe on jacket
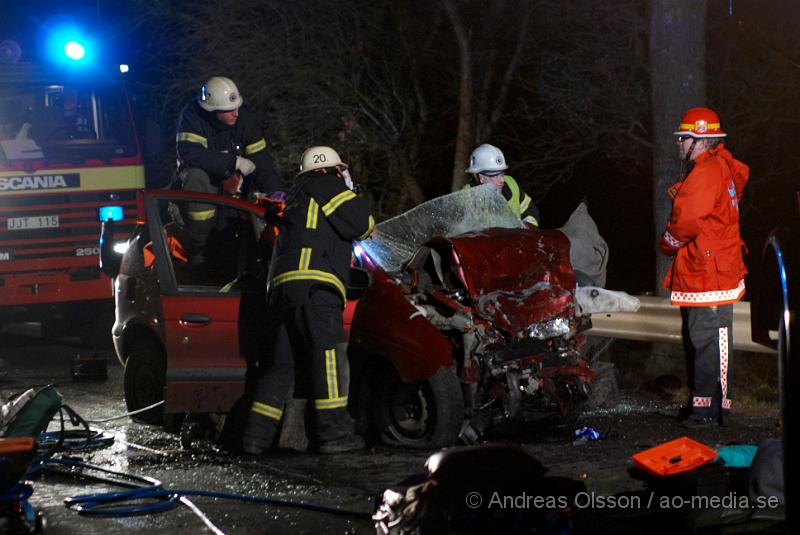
[464,175,539,226]
[503,175,539,227]
[660,144,749,306]
[175,101,279,193]
[267,170,373,306]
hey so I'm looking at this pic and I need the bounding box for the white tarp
[558,202,609,288]
[574,286,640,315]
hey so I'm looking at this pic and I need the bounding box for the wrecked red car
[102,186,615,448]
[348,186,596,447]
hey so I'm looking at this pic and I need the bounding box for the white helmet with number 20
[299,146,348,174]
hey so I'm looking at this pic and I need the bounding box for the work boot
[241,429,278,456]
[680,416,716,429]
[313,434,364,454]
[718,410,732,428]
[241,436,270,456]
[658,405,692,420]
[241,404,281,456]
[180,413,218,450]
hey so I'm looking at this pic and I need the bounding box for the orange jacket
[660,144,749,306]
[143,235,189,269]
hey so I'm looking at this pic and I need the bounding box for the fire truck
[0,31,144,346]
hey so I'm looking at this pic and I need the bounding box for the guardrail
[587,295,775,354]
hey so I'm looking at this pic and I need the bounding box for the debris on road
[572,425,606,445]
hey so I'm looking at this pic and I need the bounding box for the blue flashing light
[44,21,98,67]
[98,205,124,222]
[119,64,129,74]
[64,41,86,61]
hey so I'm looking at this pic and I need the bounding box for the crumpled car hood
[448,228,575,295]
[475,283,575,338]
[447,228,576,334]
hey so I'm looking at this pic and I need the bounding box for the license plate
[6,215,60,230]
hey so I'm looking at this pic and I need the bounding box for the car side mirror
[347,266,371,300]
[99,219,121,278]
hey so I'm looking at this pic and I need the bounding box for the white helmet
[299,146,347,174]
[199,76,243,112]
[465,143,508,174]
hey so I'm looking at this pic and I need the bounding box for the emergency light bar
[98,205,123,222]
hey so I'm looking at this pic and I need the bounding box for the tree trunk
[648,0,707,377]
[394,149,426,208]
[649,0,707,296]
[442,0,475,192]
[477,4,530,143]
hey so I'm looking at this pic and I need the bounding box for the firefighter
[660,107,749,428]
[174,76,280,247]
[465,144,540,227]
[241,146,374,455]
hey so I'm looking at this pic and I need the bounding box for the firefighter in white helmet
[465,144,540,227]
[174,76,280,250]
[241,146,374,455]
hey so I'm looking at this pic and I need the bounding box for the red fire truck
[0,35,144,346]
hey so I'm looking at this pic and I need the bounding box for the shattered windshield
[359,184,523,272]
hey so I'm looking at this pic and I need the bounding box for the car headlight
[527,317,572,340]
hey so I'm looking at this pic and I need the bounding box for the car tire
[372,364,464,449]
[123,337,167,426]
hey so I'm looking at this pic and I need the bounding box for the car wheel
[372,364,464,449]
[123,337,167,426]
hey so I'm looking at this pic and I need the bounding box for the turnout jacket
[660,144,749,306]
[176,101,279,194]
[267,170,374,306]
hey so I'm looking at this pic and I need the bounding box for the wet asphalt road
[0,323,781,534]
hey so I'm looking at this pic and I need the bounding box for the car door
[144,190,272,413]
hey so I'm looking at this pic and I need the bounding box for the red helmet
[673,107,726,138]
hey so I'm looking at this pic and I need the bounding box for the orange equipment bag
[632,436,717,476]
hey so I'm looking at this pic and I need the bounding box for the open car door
[143,190,273,414]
